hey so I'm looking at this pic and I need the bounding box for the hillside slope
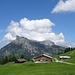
[55,49,75,63]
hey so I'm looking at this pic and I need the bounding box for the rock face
[40,40,55,46]
[0,36,65,60]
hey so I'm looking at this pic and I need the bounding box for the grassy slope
[0,62,75,75]
[54,49,75,63]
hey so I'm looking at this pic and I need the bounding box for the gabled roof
[17,58,26,62]
[33,54,52,59]
[59,56,70,59]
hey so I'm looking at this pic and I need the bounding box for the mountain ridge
[0,36,65,60]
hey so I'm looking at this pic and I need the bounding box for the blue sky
[0,0,75,48]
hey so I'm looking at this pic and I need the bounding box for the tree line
[0,54,25,65]
[64,47,75,53]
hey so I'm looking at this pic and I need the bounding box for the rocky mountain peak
[0,36,65,59]
[40,40,55,46]
[13,36,29,44]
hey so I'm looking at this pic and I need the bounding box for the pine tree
[20,54,25,58]
[11,55,17,61]
[9,56,12,62]
[2,56,9,64]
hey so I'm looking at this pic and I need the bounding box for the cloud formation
[4,18,65,45]
[52,0,75,13]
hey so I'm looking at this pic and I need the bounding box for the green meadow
[0,50,75,75]
[54,49,75,63]
[0,62,75,75]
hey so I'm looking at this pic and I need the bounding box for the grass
[0,50,75,75]
[0,62,75,75]
[54,49,75,63]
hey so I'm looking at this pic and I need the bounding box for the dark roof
[16,58,26,62]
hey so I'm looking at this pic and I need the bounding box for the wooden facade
[32,54,52,63]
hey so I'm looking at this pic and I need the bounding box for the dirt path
[54,58,75,65]
[58,61,75,65]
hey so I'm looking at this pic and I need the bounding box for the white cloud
[52,0,75,13]
[4,33,16,42]
[3,18,65,45]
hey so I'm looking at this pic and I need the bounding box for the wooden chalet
[15,58,26,63]
[32,54,52,63]
[59,56,71,61]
